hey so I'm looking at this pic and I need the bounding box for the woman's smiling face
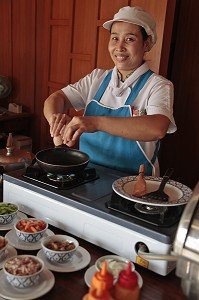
[108,22,151,78]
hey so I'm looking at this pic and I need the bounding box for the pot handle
[138,244,177,261]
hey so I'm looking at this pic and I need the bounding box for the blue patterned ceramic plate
[0,212,27,231]
[112,176,192,206]
[37,246,91,273]
[5,229,54,251]
[0,267,55,300]
[0,245,17,269]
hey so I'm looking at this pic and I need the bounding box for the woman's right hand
[49,113,71,138]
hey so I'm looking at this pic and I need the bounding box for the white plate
[37,246,91,272]
[95,255,135,277]
[0,267,55,300]
[0,245,17,269]
[84,265,143,288]
[112,176,192,206]
[5,229,54,250]
[0,212,27,231]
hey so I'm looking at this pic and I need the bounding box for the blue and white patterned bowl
[3,255,44,288]
[0,203,18,224]
[41,234,79,263]
[14,218,48,243]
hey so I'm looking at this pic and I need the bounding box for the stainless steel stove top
[3,163,179,241]
[3,163,181,275]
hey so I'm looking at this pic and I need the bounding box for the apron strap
[151,140,160,164]
[125,69,153,105]
[94,71,113,101]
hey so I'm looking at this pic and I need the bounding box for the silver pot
[137,181,199,299]
[173,181,199,299]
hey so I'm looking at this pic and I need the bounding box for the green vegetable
[0,203,18,215]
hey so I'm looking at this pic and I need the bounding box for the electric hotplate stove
[3,163,184,276]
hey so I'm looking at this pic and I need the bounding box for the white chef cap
[103,6,157,50]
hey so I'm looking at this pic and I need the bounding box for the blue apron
[80,69,159,175]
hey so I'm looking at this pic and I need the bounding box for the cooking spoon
[141,168,174,202]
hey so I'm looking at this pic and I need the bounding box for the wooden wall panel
[71,60,93,83]
[35,0,51,150]
[72,0,99,55]
[0,0,12,77]
[50,25,71,84]
[99,0,129,19]
[0,0,12,108]
[51,0,73,19]
[38,0,74,149]
[70,0,99,82]
[12,0,36,112]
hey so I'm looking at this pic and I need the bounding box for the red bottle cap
[117,262,138,289]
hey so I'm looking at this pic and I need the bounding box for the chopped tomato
[16,219,47,232]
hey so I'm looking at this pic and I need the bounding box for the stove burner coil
[107,192,184,227]
[47,173,75,183]
[134,203,168,215]
[23,165,99,190]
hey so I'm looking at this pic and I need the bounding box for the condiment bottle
[82,285,113,300]
[114,262,140,300]
[90,261,114,294]
[132,164,146,196]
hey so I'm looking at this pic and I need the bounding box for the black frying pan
[35,146,89,175]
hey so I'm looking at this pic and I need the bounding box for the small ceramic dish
[41,234,79,263]
[14,218,48,243]
[0,203,18,225]
[95,255,135,279]
[3,254,44,288]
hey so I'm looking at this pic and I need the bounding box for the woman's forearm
[95,114,170,141]
[43,90,71,125]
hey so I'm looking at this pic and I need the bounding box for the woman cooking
[43,6,176,176]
